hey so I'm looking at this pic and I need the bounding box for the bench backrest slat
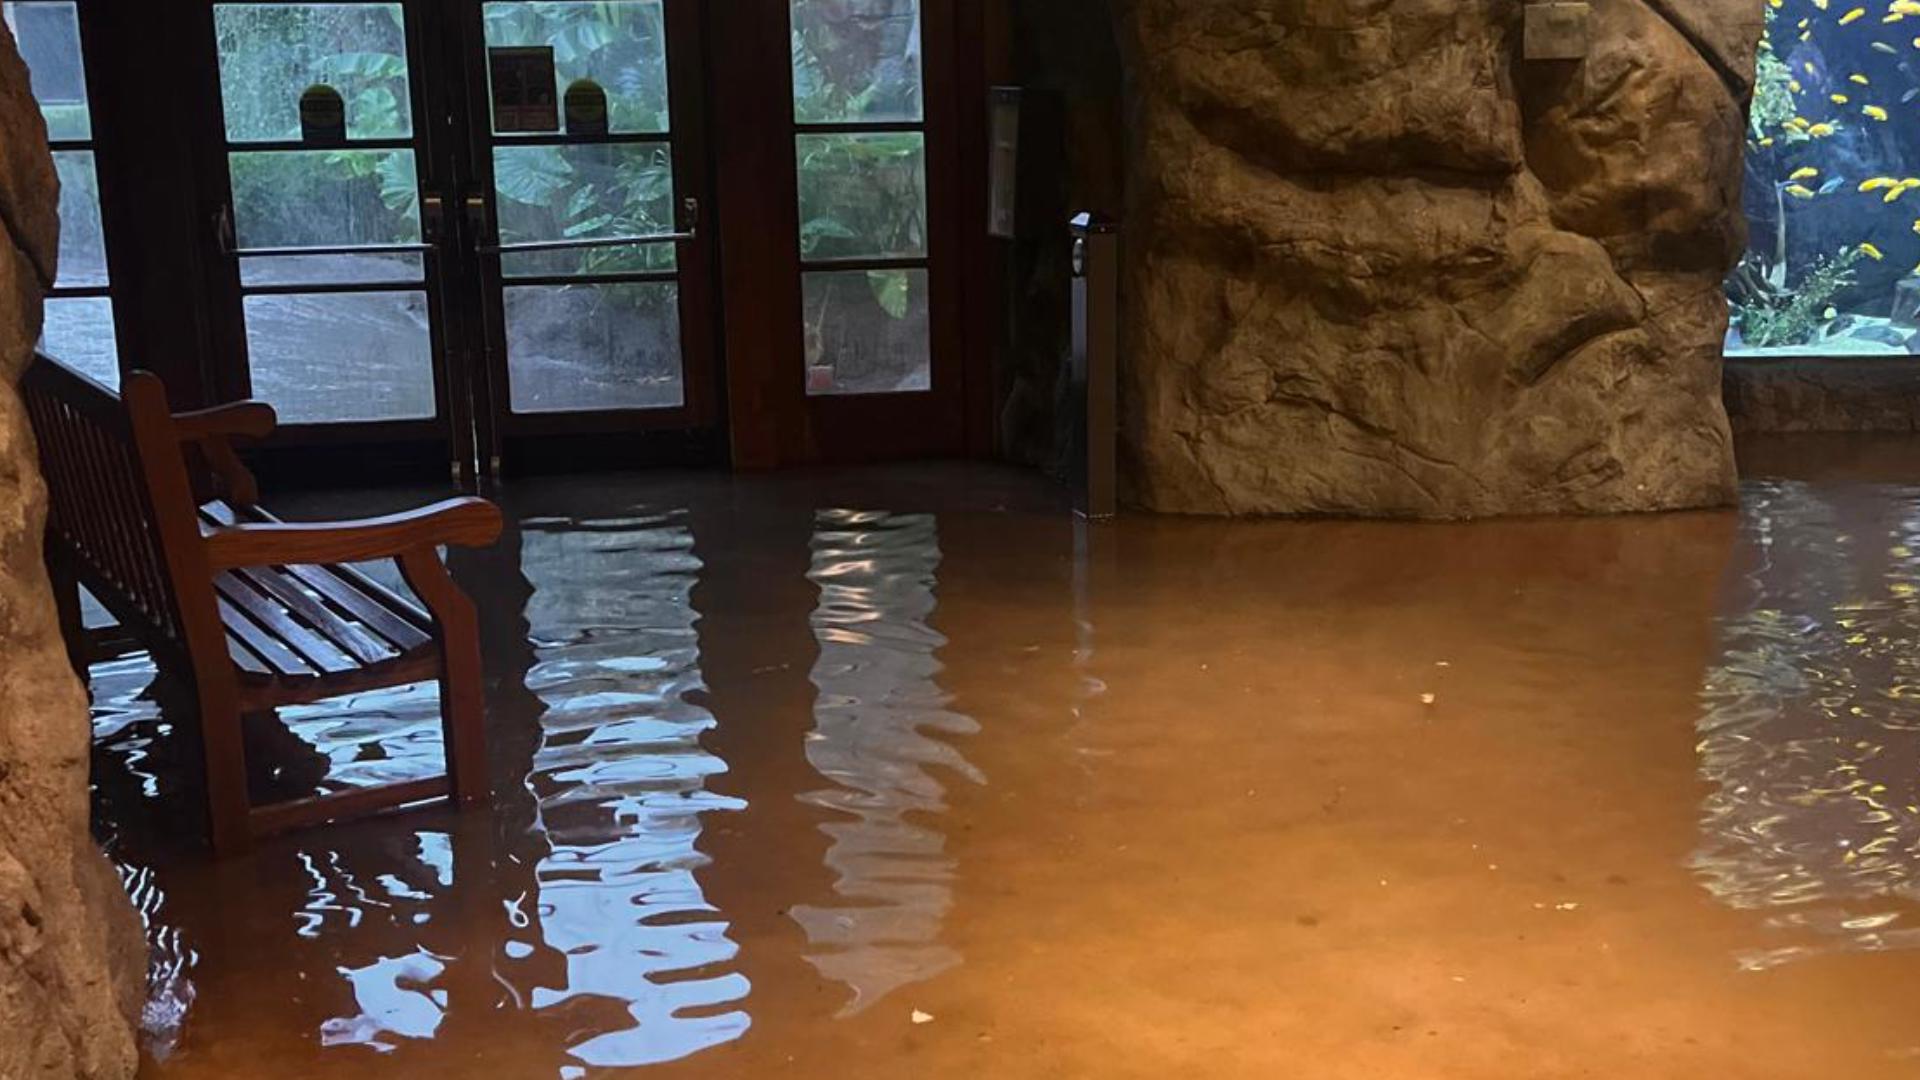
[22,356,194,656]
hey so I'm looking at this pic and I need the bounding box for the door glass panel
[214,1,436,424]
[243,291,436,423]
[505,282,683,412]
[51,150,106,287]
[229,149,421,249]
[41,297,118,388]
[7,1,117,381]
[792,0,929,396]
[796,133,925,261]
[4,1,89,139]
[482,1,670,135]
[801,269,929,395]
[214,3,413,142]
[791,0,922,124]
[493,142,676,277]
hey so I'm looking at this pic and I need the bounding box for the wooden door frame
[448,0,726,477]
[175,0,465,469]
[709,0,996,469]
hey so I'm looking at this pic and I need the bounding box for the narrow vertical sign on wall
[988,88,1022,240]
[488,46,559,133]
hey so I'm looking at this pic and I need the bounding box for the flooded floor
[95,448,1920,1079]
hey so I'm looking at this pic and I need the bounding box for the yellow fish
[1791,78,1805,92]
[1833,93,1852,103]
[1840,7,1866,24]
[1885,12,1906,22]
[1852,73,1872,84]
[1804,29,1816,39]
[1759,136,1776,147]
[1810,122,1838,136]
[1862,177,1899,191]
[1808,61,1819,73]
[1801,17,1813,28]
[1862,243,1886,260]
[1911,219,1920,235]
[1866,104,1891,120]
[1886,184,1914,202]
[1768,0,1781,7]
[1791,166,1821,180]
[1787,184,1819,199]
[1897,0,1920,13]
[1815,0,1830,8]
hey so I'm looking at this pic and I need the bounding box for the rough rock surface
[0,21,143,1080]
[1117,0,1761,517]
[1725,358,1920,433]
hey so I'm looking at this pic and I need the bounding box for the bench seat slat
[230,565,398,667]
[199,502,434,653]
[214,571,360,676]
[215,597,316,678]
[226,632,274,678]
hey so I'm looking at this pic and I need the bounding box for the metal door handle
[229,243,437,259]
[217,202,438,259]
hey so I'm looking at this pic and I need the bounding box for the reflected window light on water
[513,513,750,1068]
[1694,481,1920,969]
[793,511,984,1016]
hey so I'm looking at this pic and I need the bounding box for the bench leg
[194,678,254,855]
[399,550,490,806]
[44,547,89,679]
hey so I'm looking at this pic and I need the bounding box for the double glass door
[204,0,714,475]
[198,0,965,476]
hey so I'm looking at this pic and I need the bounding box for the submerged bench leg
[44,547,89,679]
[398,549,489,805]
[194,678,253,854]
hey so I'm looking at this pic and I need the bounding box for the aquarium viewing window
[1729,0,1920,359]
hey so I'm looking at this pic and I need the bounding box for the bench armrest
[173,401,277,508]
[203,497,503,570]
[173,400,278,441]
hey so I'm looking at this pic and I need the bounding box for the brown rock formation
[0,20,143,1080]
[1117,0,1761,517]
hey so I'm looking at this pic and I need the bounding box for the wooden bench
[21,355,503,853]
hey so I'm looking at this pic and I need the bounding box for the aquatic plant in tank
[1729,0,1920,357]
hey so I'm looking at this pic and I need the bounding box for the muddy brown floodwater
[86,453,1920,1078]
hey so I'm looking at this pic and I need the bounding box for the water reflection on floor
[95,458,1920,1078]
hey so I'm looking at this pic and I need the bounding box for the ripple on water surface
[1695,480,1920,968]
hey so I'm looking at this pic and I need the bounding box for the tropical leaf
[313,50,409,81]
[563,213,616,237]
[801,216,858,256]
[868,269,910,320]
[493,146,575,206]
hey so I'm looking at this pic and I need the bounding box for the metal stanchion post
[1070,212,1119,521]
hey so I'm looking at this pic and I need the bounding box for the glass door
[733,0,971,464]
[790,0,931,399]
[4,0,120,387]
[207,1,457,446]
[459,0,718,472]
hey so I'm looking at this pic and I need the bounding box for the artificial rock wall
[1117,0,1762,517]
[0,21,143,1080]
